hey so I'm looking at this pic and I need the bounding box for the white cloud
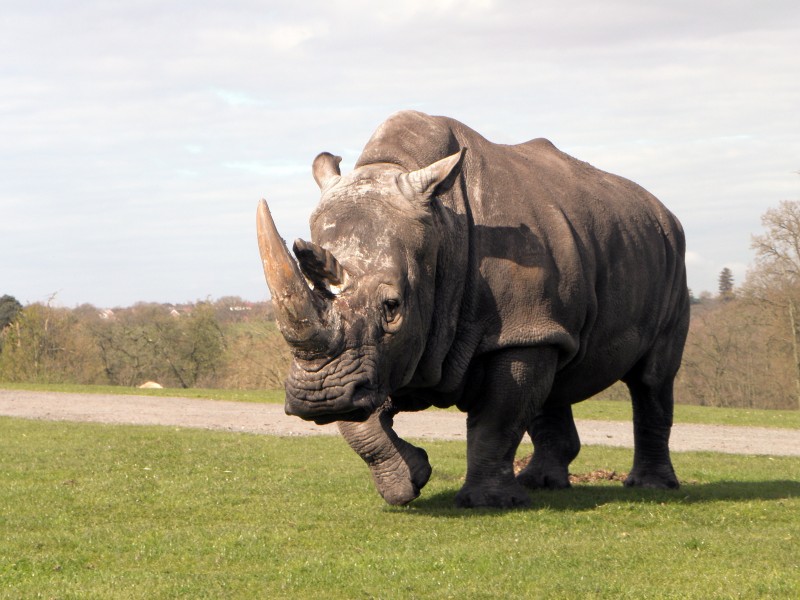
[685,252,712,268]
[214,89,265,107]
[223,161,308,177]
[266,24,324,51]
[368,0,495,21]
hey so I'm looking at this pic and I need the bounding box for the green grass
[1,418,798,598]
[2,381,798,429]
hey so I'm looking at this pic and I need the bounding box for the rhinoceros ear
[312,152,342,191]
[293,238,349,296]
[398,148,466,203]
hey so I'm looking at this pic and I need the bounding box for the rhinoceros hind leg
[623,334,684,490]
[517,402,580,490]
[623,382,680,491]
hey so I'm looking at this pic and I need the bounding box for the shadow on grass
[399,480,800,516]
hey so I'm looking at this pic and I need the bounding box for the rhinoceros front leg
[337,400,432,506]
[456,347,559,509]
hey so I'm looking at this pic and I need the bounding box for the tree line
[0,297,291,391]
[676,200,800,410]
[2,200,800,410]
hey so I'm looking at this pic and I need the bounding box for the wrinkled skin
[337,400,432,505]
[258,111,690,508]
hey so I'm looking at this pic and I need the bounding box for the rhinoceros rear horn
[399,148,466,202]
[293,239,348,295]
[256,199,333,352]
[312,152,342,191]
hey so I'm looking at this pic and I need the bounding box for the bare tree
[749,200,800,408]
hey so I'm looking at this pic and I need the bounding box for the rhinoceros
[257,110,689,508]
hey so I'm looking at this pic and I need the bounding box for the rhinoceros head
[257,150,463,423]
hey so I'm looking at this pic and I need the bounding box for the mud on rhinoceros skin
[256,110,690,508]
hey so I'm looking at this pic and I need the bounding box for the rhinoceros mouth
[284,383,383,424]
[308,408,370,425]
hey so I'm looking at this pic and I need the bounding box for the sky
[1,0,799,308]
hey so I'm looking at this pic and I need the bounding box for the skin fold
[337,399,431,506]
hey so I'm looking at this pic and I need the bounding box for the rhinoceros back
[357,111,688,399]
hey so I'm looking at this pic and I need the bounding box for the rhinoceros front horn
[256,199,332,353]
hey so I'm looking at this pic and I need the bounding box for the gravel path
[1,389,798,457]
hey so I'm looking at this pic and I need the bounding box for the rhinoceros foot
[624,465,680,490]
[371,439,432,506]
[455,477,531,509]
[516,458,571,490]
[338,402,432,506]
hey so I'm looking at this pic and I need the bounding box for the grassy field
[0,417,798,598]
[2,381,798,429]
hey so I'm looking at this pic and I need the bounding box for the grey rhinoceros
[257,110,689,508]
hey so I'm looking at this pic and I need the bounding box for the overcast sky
[2,1,798,308]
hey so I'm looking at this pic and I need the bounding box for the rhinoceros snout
[283,346,384,423]
[284,382,381,424]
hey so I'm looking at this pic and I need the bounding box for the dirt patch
[568,469,628,484]
[512,454,628,483]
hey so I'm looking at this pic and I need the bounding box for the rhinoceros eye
[383,298,401,324]
[381,296,404,333]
